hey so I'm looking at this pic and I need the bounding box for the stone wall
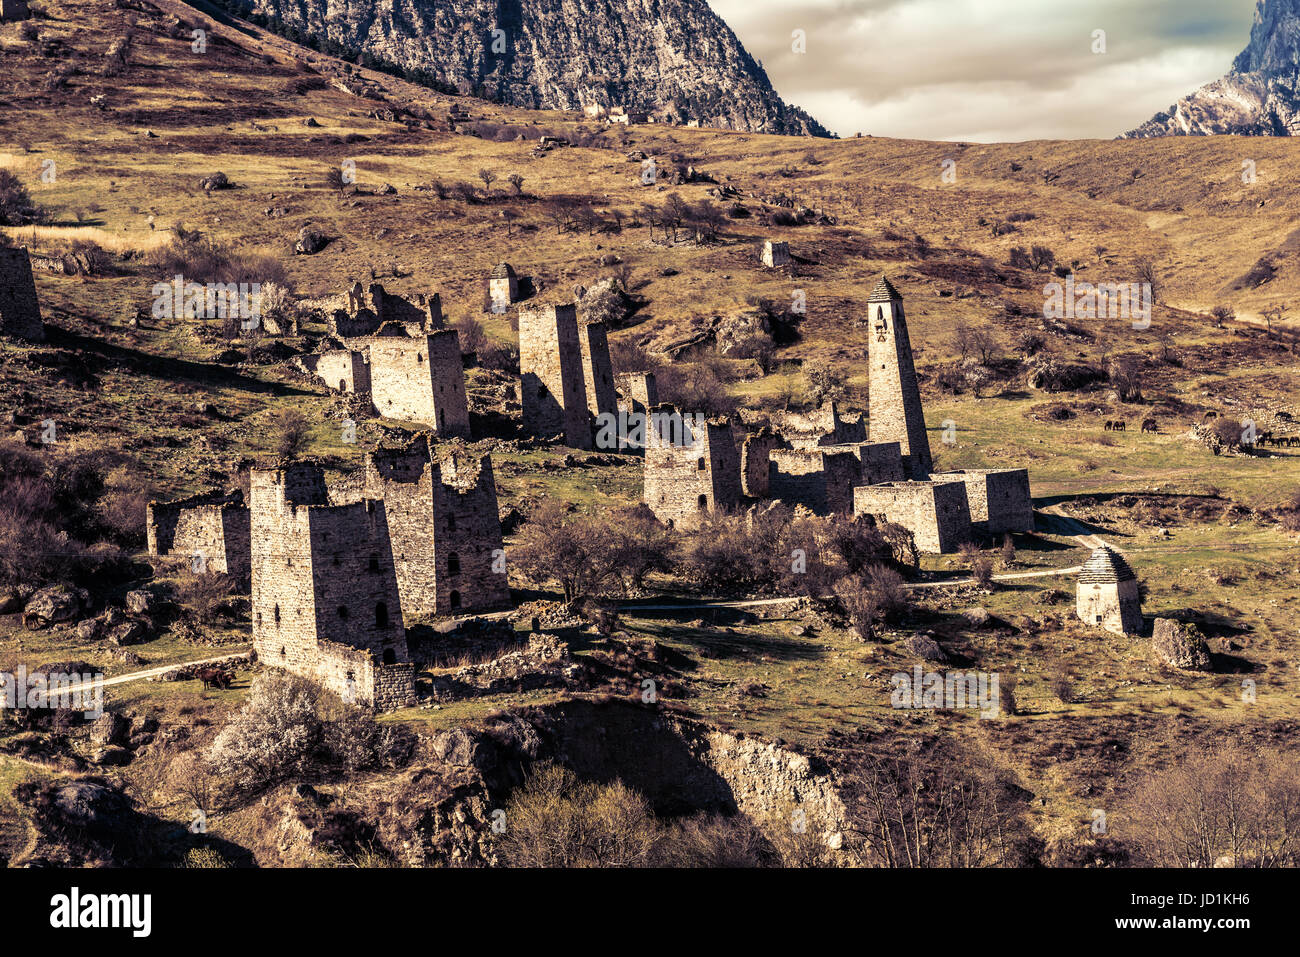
[777,401,867,450]
[643,418,741,529]
[853,479,972,553]
[768,448,861,516]
[306,349,370,395]
[579,321,617,423]
[147,492,251,583]
[519,303,591,449]
[616,372,659,414]
[368,331,471,437]
[761,240,790,268]
[740,427,783,497]
[932,468,1033,535]
[0,0,31,22]
[312,638,415,711]
[0,247,44,342]
[831,441,906,485]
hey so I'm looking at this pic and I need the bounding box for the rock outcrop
[228,0,827,136]
[1124,0,1300,137]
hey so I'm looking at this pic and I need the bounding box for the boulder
[431,728,495,770]
[1152,619,1213,671]
[125,590,155,616]
[905,633,948,663]
[294,226,327,255]
[89,712,130,748]
[89,746,132,766]
[962,606,993,628]
[198,172,231,191]
[23,585,89,629]
[106,620,149,647]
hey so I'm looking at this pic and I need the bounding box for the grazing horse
[1104,420,1114,431]
[1203,410,1219,421]
[197,667,233,690]
[1141,418,1157,434]
[1113,419,1126,432]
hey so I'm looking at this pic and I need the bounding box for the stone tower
[642,415,741,530]
[250,462,413,709]
[0,247,45,342]
[866,276,930,478]
[489,262,518,311]
[579,321,617,427]
[367,330,471,438]
[1077,546,1142,635]
[0,0,32,21]
[519,303,591,449]
[363,436,511,619]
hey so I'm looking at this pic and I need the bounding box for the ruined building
[332,281,443,338]
[775,401,867,450]
[579,321,617,423]
[931,469,1034,535]
[250,462,416,710]
[146,491,251,584]
[768,448,862,516]
[616,372,659,416]
[853,480,972,553]
[866,276,932,478]
[489,262,519,312]
[740,427,784,497]
[761,240,791,268]
[368,331,471,437]
[0,247,45,342]
[518,303,595,450]
[299,329,471,437]
[1077,546,1143,635]
[643,416,742,529]
[362,436,511,618]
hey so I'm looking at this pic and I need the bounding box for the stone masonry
[489,263,519,311]
[579,321,617,424]
[519,303,592,449]
[616,372,659,415]
[768,448,862,516]
[250,461,415,710]
[776,401,867,450]
[0,247,44,341]
[147,491,251,584]
[866,277,932,478]
[932,468,1033,535]
[740,427,784,497]
[368,330,471,437]
[827,441,906,486]
[853,480,972,553]
[761,240,791,268]
[643,416,741,530]
[362,435,511,619]
[1077,546,1143,635]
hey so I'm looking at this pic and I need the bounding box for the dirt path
[62,651,249,694]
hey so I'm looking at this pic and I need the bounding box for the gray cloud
[709,0,1260,140]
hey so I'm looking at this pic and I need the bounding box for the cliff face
[1123,0,1300,137]
[229,0,828,136]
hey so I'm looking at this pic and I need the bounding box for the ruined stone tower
[0,247,45,342]
[643,414,741,529]
[866,276,931,478]
[489,262,518,311]
[250,462,414,710]
[579,321,617,429]
[363,436,511,619]
[1077,546,1143,635]
[367,330,471,438]
[147,491,251,584]
[519,303,592,449]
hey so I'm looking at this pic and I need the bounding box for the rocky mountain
[216,0,828,136]
[1123,0,1300,137]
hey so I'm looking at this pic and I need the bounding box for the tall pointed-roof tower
[867,276,931,478]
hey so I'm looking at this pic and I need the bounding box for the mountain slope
[214,0,828,136]
[1123,0,1300,137]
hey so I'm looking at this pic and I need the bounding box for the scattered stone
[294,225,327,255]
[905,633,948,663]
[198,172,231,191]
[23,585,88,629]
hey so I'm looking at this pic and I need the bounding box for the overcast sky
[707,0,1261,141]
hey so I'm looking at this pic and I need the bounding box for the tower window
[382,648,396,665]
[369,554,380,572]
[375,602,389,628]
[697,494,707,509]
[337,605,349,620]
[273,604,280,624]
[696,457,706,470]
[448,552,461,576]
[449,590,461,610]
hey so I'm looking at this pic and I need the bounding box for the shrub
[0,170,44,226]
[453,315,489,355]
[148,230,287,289]
[494,764,658,867]
[322,709,414,773]
[273,409,310,460]
[205,673,323,793]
